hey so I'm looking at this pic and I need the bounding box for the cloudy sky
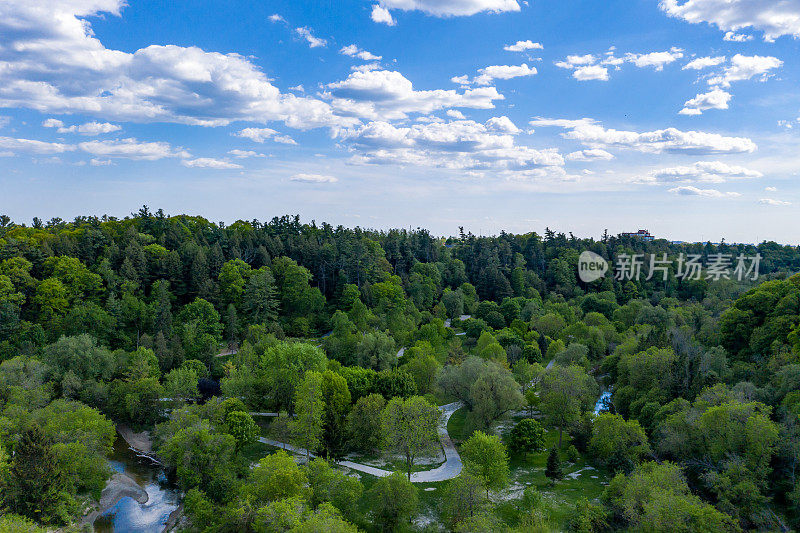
[1,0,799,242]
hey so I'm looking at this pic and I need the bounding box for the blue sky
[1,0,799,242]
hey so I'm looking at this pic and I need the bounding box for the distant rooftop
[621,229,655,241]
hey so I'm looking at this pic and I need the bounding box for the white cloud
[531,117,757,154]
[504,40,543,52]
[89,158,113,166]
[471,64,537,85]
[294,27,327,48]
[557,48,684,80]
[228,149,265,158]
[326,69,503,120]
[340,45,382,61]
[573,65,609,81]
[485,116,521,134]
[43,119,121,135]
[680,88,732,115]
[646,161,762,183]
[339,119,564,174]
[659,0,800,41]
[371,5,396,25]
[290,173,338,183]
[182,157,242,169]
[374,0,520,17]
[707,54,783,87]
[447,110,466,119]
[723,31,753,42]
[759,198,791,206]
[625,48,684,70]
[765,186,778,192]
[268,14,286,23]
[78,138,189,160]
[235,128,297,145]
[683,56,726,70]
[669,186,741,198]
[0,136,75,154]
[555,54,596,69]
[0,116,10,128]
[0,2,352,130]
[565,149,615,161]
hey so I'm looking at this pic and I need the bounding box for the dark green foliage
[545,447,563,484]
[1,425,73,525]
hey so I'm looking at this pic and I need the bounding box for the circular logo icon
[578,251,609,283]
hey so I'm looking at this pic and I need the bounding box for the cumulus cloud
[573,65,609,81]
[680,89,732,115]
[669,186,741,198]
[268,14,286,23]
[78,138,189,160]
[624,48,684,70]
[182,157,243,169]
[556,49,682,80]
[371,5,396,25]
[485,116,521,134]
[765,186,778,192]
[645,161,762,183]
[338,119,563,174]
[464,64,537,85]
[0,136,74,154]
[659,0,800,41]
[683,56,726,70]
[235,128,297,144]
[723,31,753,42]
[340,45,382,61]
[326,69,503,120]
[294,27,327,48]
[373,0,521,17]
[565,149,615,161]
[43,119,121,135]
[504,40,543,52]
[531,117,757,154]
[759,198,791,206]
[707,54,783,87]
[0,2,353,130]
[290,173,338,183]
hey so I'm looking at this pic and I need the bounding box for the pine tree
[2,425,71,524]
[545,448,563,484]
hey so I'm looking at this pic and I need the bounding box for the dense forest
[0,208,799,532]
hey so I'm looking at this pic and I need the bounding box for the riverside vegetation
[0,208,799,531]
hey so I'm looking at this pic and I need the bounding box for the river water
[93,436,180,533]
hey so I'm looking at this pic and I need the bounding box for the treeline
[1,209,800,531]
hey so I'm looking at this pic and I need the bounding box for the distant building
[621,229,655,241]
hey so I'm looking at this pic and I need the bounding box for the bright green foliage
[225,410,259,451]
[368,472,419,533]
[461,431,510,494]
[603,462,740,532]
[539,364,598,447]
[382,395,440,479]
[291,371,325,457]
[320,370,351,460]
[590,413,651,472]
[347,393,385,453]
[248,450,309,504]
[508,418,545,455]
[442,472,489,531]
[306,458,363,522]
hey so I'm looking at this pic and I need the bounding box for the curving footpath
[257,401,464,482]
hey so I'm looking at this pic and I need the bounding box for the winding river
[93,436,180,533]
